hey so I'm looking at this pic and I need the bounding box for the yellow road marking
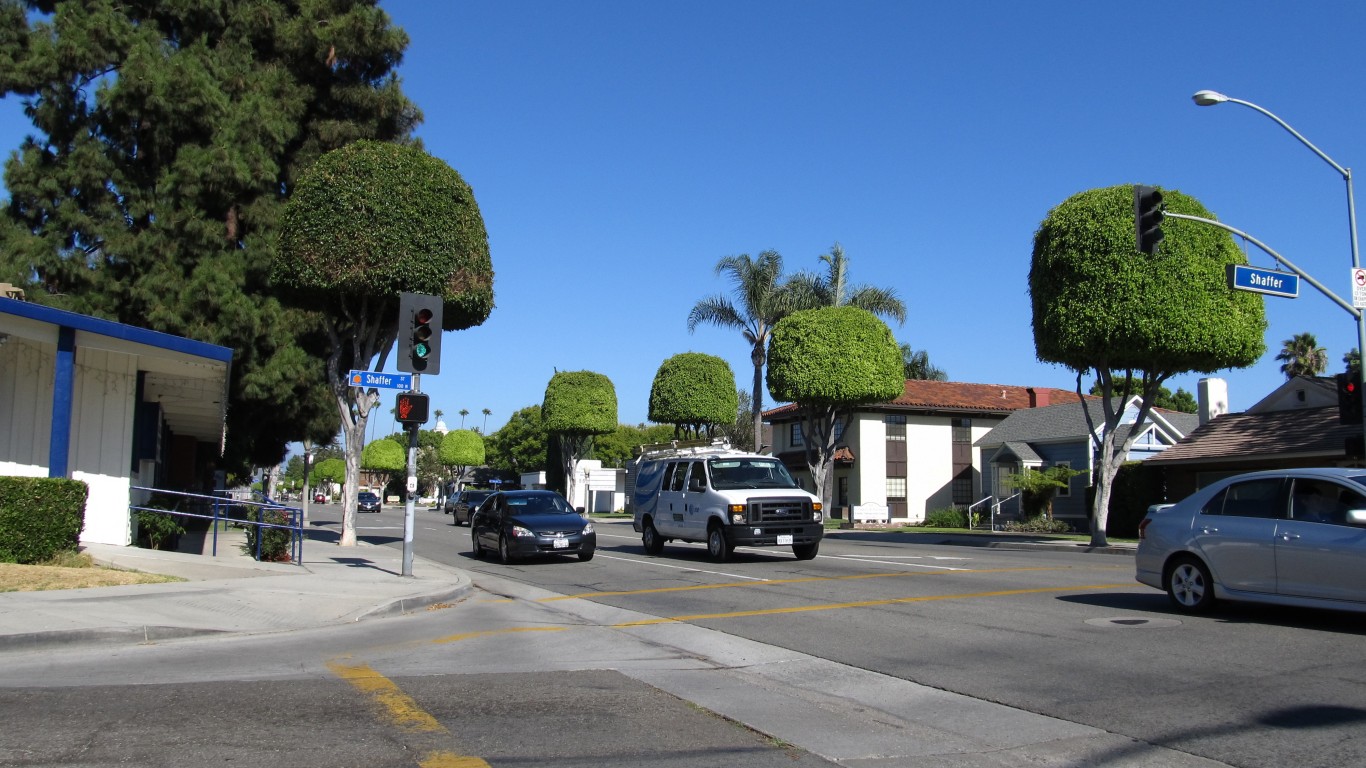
[327,661,490,767]
[611,584,1132,626]
[536,565,1100,602]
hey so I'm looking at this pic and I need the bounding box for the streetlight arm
[1220,96,1351,180]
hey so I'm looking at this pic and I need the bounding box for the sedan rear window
[1202,478,1283,519]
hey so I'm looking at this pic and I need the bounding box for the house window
[886,476,907,500]
[952,469,973,505]
[951,418,971,443]
[885,415,906,441]
[792,420,843,447]
[1053,461,1072,498]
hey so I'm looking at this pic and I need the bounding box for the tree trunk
[750,343,765,453]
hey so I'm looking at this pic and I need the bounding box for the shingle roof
[1145,406,1354,464]
[764,380,1079,419]
[976,396,1196,447]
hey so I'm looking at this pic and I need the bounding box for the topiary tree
[767,306,904,512]
[485,405,549,475]
[311,458,346,498]
[542,371,617,510]
[273,140,494,546]
[440,429,485,492]
[362,438,406,500]
[648,353,739,440]
[1031,184,1266,545]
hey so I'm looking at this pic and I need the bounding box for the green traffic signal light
[396,292,444,375]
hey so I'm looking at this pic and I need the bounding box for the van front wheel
[793,541,820,560]
[706,525,732,562]
[642,521,665,555]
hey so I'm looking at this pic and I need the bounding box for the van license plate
[553,538,568,549]
[777,534,793,545]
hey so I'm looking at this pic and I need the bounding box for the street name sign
[347,370,413,390]
[1227,265,1298,299]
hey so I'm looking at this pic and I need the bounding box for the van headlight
[812,502,823,522]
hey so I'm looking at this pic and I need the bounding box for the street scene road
[7,503,1360,767]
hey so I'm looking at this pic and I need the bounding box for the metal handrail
[992,493,1022,531]
[129,486,304,564]
[967,496,994,530]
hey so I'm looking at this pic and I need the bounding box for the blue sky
[5,1,1366,438]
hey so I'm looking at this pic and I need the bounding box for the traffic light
[394,391,430,425]
[1338,372,1363,425]
[397,291,443,375]
[1134,185,1165,255]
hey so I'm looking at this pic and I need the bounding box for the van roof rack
[634,437,734,459]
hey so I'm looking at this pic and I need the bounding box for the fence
[129,487,304,564]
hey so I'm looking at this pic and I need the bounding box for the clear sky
[5,1,1366,440]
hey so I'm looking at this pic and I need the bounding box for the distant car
[1136,468,1366,614]
[470,490,596,563]
[313,492,326,504]
[357,491,381,513]
[448,489,494,526]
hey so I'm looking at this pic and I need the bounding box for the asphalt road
[414,508,1366,768]
[5,503,1365,767]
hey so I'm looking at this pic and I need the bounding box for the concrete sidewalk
[0,532,471,651]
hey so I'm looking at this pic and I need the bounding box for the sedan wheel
[706,525,731,563]
[578,549,594,562]
[1166,556,1215,613]
[471,532,484,559]
[499,534,515,564]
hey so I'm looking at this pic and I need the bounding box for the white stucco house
[0,295,232,545]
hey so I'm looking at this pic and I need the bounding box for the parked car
[447,489,493,526]
[357,491,381,513]
[313,492,327,504]
[1136,468,1366,614]
[470,490,595,563]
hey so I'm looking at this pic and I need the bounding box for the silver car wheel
[1166,557,1214,613]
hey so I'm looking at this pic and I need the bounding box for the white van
[631,441,823,561]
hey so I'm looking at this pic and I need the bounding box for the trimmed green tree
[274,140,494,546]
[648,353,739,440]
[766,306,904,512]
[1031,184,1265,545]
[0,1,415,473]
[362,438,405,499]
[440,429,486,491]
[542,371,617,509]
[688,251,799,452]
[485,405,549,475]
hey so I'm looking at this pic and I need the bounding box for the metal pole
[402,374,420,577]
[1201,93,1366,458]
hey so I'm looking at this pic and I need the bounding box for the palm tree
[1275,332,1328,379]
[786,243,906,325]
[459,408,469,428]
[482,408,492,433]
[1345,349,1361,377]
[688,250,797,452]
[900,343,947,381]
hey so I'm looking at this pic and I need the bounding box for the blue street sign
[347,370,414,390]
[1227,265,1299,299]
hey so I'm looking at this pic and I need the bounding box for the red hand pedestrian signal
[394,391,429,425]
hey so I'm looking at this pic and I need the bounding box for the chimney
[1198,377,1229,425]
[1027,387,1049,408]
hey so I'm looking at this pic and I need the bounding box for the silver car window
[1290,479,1366,526]
[1202,478,1284,519]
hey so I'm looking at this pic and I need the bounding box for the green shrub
[242,506,294,562]
[0,477,87,563]
[922,507,967,528]
[1003,516,1073,534]
[136,510,185,550]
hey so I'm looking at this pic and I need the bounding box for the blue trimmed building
[0,296,232,545]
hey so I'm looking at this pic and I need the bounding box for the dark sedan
[447,488,493,526]
[357,491,381,513]
[471,490,595,563]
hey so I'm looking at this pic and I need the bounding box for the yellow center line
[536,565,1101,602]
[611,583,1133,625]
[327,661,491,768]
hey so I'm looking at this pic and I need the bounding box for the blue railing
[129,486,304,564]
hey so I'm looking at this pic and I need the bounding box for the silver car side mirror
[1345,509,1366,525]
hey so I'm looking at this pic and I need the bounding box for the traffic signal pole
[402,374,420,578]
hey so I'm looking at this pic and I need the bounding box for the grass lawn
[0,551,183,592]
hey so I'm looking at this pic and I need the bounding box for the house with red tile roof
[764,380,1078,523]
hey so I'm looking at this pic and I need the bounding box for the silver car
[1136,468,1366,614]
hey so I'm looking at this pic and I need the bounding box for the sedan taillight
[1137,517,1151,540]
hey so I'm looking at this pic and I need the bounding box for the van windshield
[708,458,800,490]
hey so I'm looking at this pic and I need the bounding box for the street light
[1194,89,1366,458]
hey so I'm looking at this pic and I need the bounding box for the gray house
[976,395,1199,530]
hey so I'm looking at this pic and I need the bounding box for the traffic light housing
[1134,185,1165,255]
[397,291,443,375]
[1338,372,1363,425]
[394,391,430,425]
